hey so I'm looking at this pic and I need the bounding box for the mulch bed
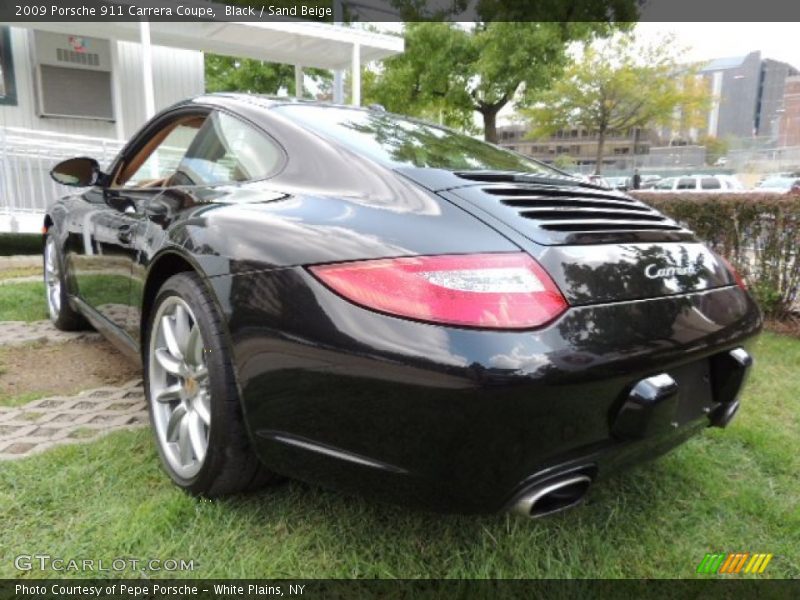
[0,339,140,404]
[765,314,800,339]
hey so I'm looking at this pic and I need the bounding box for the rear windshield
[274,104,560,175]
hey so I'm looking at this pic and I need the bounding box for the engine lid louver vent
[453,170,609,190]
[446,179,692,246]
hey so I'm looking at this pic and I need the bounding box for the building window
[0,26,17,106]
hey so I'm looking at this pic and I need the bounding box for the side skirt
[70,296,142,367]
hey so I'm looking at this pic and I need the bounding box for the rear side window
[677,178,696,190]
[274,104,563,175]
[701,177,721,190]
[174,111,282,185]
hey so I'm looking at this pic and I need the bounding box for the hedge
[0,233,43,256]
[631,192,800,319]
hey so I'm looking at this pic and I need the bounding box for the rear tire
[144,271,277,496]
[43,232,90,331]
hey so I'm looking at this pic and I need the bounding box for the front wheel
[144,272,276,496]
[43,233,90,331]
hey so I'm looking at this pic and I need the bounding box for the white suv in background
[650,175,743,192]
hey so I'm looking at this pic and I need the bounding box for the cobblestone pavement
[0,379,147,460]
[0,320,102,346]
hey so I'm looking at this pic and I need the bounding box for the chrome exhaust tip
[709,399,740,428]
[510,474,592,519]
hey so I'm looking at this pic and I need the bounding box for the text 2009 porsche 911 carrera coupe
[44,95,761,517]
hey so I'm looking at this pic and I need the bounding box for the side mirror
[50,157,105,187]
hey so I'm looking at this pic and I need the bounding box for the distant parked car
[605,176,631,191]
[648,175,743,193]
[639,175,662,189]
[651,177,677,191]
[754,177,800,195]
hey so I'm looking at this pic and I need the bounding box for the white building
[0,26,204,139]
[0,18,403,232]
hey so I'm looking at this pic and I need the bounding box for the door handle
[117,224,134,244]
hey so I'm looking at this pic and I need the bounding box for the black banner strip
[1,0,800,23]
[3,579,800,600]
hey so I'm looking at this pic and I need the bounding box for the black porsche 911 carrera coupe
[44,94,761,517]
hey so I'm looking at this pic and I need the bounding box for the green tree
[205,54,332,98]
[699,135,730,166]
[553,154,577,171]
[524,34,710,174]
[364,22,628,143]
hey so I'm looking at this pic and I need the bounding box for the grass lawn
[0,276,131,323]
[0,266,42,281]
[0,283,48,406]
[0,390,47,408]
[0,281,48,322]
[0,332,797,579]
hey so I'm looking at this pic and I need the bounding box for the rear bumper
[214,269,762,514]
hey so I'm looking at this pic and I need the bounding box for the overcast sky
[635,22,800,68]
[371,22,800,69]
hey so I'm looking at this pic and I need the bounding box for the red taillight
[720,256,747,290]
[309,253,568,329]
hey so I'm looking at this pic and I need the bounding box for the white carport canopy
[14,16,403,114]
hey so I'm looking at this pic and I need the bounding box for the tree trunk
[594,130,606,175]
[482,109,499,144]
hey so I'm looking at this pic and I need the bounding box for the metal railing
[726,145,800,172]
[0,126,124,215]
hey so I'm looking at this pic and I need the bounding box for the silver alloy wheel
[148,296,211,479]
[44,237,61,320]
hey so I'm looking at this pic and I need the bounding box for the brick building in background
[497,124,655,170]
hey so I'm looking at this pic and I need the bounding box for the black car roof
[190,92,380,114]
